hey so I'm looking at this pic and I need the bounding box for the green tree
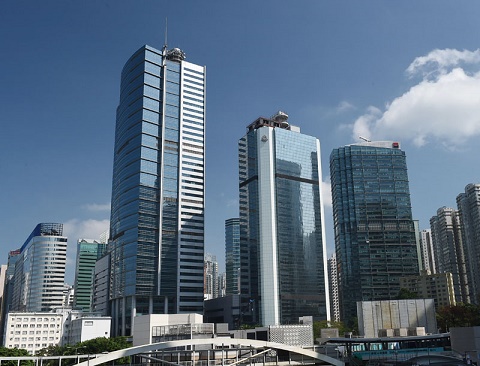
[396,288,419,299]
[37,337,131,366]
[437,303,480,332]
[0,346,34,366]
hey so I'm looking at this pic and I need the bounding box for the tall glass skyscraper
[330,141,419,326]
[109,45,206,336]
[73,239,107,311]
[225,218,240,295]
[239,112,330,326]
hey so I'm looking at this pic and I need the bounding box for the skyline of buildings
[3,42,480,349]
[330,141,420,326]
[238,112,330,326]
[108,44,206,336]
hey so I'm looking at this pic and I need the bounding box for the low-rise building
[400,271,455,308]
[3,308,111,354]
[63,313,110,345]
[132,313,205,346]
[4,311,65,354]
[357,299,437,338]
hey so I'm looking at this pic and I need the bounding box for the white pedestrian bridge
[0,338,344,366]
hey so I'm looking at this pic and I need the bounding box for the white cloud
[82,203,111,212]
[63,218,110,243]
[63,218,110,284]
[336,101,355,113]
[350,49,480,148]
[321,178,332,209]
[407,48,480,78]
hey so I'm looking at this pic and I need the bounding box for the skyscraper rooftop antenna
[162,18,168,55]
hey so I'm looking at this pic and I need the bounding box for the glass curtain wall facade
[73,239,107,311]
[11,223,67,312]
[239,113,330,326]
[330,142,419,326]
[225,218,240,295]
[109,45,206,336]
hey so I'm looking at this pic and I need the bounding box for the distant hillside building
[400,271,455,308]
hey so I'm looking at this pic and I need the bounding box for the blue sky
[2,1,480,284]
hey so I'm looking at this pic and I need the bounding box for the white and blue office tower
[238,112,330,326]
[109,45,206,336]
[11,223,67,313]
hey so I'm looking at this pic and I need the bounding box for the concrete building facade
[430,207,470,303]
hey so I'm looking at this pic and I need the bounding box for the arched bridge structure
[73,338,345,366]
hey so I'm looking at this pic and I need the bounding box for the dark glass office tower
[225,218,240,296]
[239,112,330,326]
[109,45,206,336]
[330,141,419,326]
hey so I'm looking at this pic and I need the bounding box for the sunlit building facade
[239,112,330,326]
[11,223,67,313]
[330,141,419,326]
[109,45,206,336]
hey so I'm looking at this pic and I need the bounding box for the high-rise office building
[430,207,470,304]
[238,111,330,326]
[73,239,107,311]
[225,218,240,295]
[11,223,67,312]
[204,254,219,300]
[420,229,436,274]
[457,183,480,303]
[0,249,20,344]
[327,254,340,322]
[109,45,206,335]
[330,141,419,326]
